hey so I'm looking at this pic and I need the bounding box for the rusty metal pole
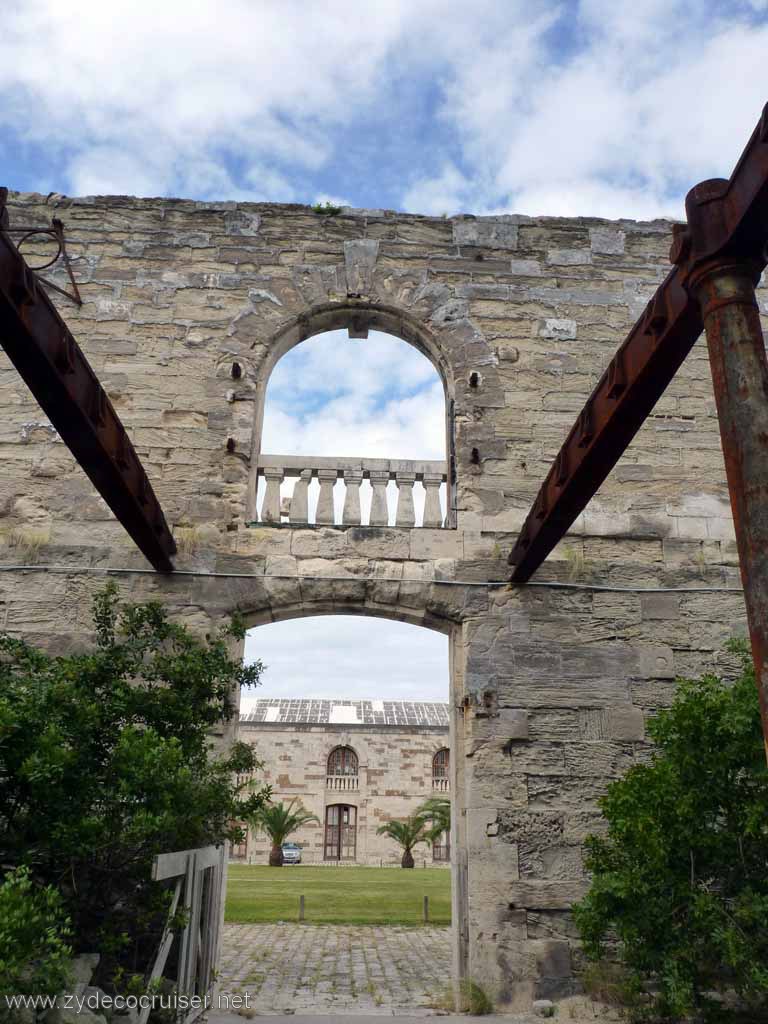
[689,257,768,762]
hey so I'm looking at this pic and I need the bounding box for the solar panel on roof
[240,697,449,725]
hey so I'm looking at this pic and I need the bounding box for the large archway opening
[221,612,459,1014]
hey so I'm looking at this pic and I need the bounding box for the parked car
[281,842,302,864]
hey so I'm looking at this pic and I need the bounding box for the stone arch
[235,572,477,643]
[253,300,454,402]
[244,301,457,523]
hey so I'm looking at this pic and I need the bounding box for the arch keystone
[344,239,380,297]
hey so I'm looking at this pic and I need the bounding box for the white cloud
[401,164,470,217]
[6,0,763,219]
[262,330,445,460]
[0,0,412,196]
[242,615,449,703]
[402,3,768,220]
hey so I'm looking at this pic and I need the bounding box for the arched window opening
[252,326,453,528]
[327,745,359,791]
[432,748,450,792]
[324,804,357,862]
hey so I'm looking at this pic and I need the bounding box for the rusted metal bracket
[509,102,768,583]
[0,188,176,571]
[2,215,83,307]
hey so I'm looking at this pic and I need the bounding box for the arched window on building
[327,746,359,792]
[432,748,450,792]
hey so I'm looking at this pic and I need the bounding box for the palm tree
[415,796,450,842]
[416,796,451,859]
[376,814,428,868]
[249,799,319,866]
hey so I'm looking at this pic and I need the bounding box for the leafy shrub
[574,642,768,1022]
[0,866,72,1011]
[0,585,270,989]
[311,201,342,215]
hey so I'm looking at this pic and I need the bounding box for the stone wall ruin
[1,190,762,1009]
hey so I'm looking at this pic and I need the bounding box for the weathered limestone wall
[1,191,764,1009]
[237,721,450,866]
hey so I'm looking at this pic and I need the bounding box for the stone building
[1,189,762,1008]
[234,698,451,866]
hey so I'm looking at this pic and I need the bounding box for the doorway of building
[324,803,357,861]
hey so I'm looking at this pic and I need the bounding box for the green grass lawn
[226,864,451,925]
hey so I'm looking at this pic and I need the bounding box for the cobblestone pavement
[218,923,452,1016]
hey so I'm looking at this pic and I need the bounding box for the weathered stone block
[538,318,577,340]
[603,706,645,741]
[453,217,519,250]
[344,238,379,296]
[640,593,681,620]
[589,227,626,254]
[508,881,589,911]
[546,249,591,266]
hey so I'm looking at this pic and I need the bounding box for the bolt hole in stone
[255,328,451,527]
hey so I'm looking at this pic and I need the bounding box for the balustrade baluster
[261,466,284,523]
[258,457,449,528]
[342,469,363,526]
[316,469,337,525]
[395,471,416,527]
[369,470,390,526]
[290,469,312,524]
[422,473,444,528]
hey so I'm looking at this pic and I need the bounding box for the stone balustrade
[326,775,360,791]
[255,455,450,528]
[432,777,450,793]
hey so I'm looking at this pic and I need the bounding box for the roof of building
[240,698,450,727]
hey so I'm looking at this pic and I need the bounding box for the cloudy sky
[242,616,449,706]
[3,1,767,218]
[4,0,766,702]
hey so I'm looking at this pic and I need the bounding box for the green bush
[311,200,342,215]
[0,585,270,989]
[0,866,72,1012]
[574,642,768,1022]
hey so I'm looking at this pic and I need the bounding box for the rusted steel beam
[691,259,768,761]
[0,188,176,571]
[508,267,702,581]
[509,102,768,583]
